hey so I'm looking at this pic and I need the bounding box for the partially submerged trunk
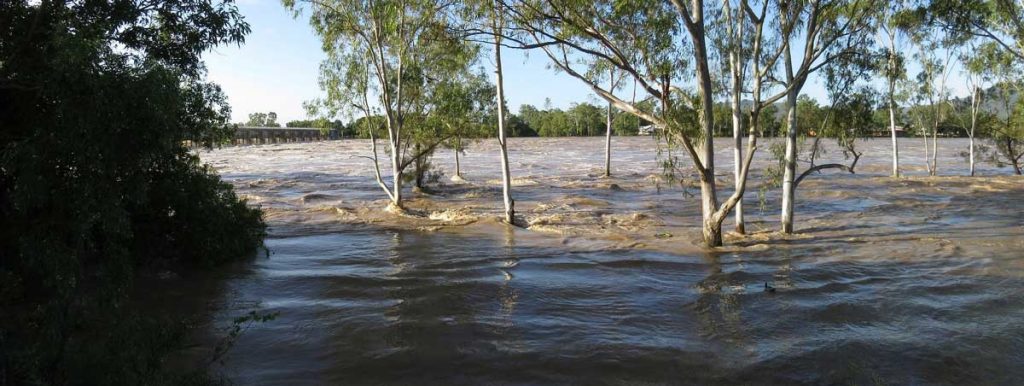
[808,136,822,169]
[454,137,462,178]
[922,124,932,175]
[388,122,403,207]
[493,24,515,224]
[888,96,900,177]
[885,29,900,178]
[780,88,798,234]
[604,100,612,177]
[414,142,423,189]
[969,86,979,176]
[727,5,745,235]
[604,68,614,177]
[931,120,939,176]
[693,20,722,247]
[359,68,402,209]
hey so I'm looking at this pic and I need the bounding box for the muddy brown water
[184,137,1023,385]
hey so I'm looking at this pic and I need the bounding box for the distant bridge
[230,126,336,145]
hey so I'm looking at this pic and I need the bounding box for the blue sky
[204,0,968,124]
[204,0,593,123]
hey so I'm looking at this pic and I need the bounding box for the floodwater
[186,137,1023,385]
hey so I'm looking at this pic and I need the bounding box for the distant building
[868,125,909,137]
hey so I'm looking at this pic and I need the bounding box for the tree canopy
[0,1,265,384]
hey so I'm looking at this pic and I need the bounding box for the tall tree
[877,1,909,177]
[454,0,518,223]
[961,46,988,176]
[776,0,878,234]
[904,13,959,176]
[492,0,516,223]
[713,0,751,234]
[287,0,472,209]
[504,0,758,246]
[601,66,625,177]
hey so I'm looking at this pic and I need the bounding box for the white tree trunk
[970,86,979,176]
[494,32,514,224]
[888,97,900,177]
[695,41,721,247]
[931,121,939,176]
[728,3,745,234]
[605,100,612,177]
[454,137,462,178]
[731,80,744,235]
[389,134,402,207]
[885,27,900,178]
[922,123,931,175]
[605,68,614,177]
[781,89,798,234]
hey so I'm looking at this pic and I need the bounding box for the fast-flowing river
[188,137,1023,385]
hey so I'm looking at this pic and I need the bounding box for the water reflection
[198,228,1024,385]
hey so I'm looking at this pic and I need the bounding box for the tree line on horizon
[248,87,1020,139]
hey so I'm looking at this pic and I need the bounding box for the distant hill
[948,86,1020,119]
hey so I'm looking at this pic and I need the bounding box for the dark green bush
[0,1,263,384]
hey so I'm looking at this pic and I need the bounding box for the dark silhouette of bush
[0,1,264,384]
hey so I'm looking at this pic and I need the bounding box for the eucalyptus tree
[876,1,909,177]
[453,0,518,223]
[433,71,495,180]
[961,47,988,176]
[809,87,877,174]
[597,65,627,177]
[905,18,959,176]
[711,0,751,234]
[804,50,876,173]
[286,0,473,209]
[774,0,878,234]
[722,0,806,234]
[502,0,758,247]
[1000,99,1024,174]
[973,43,1024,174]
[927,0,1024,62]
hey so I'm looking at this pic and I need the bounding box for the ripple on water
[195,138,1024,385]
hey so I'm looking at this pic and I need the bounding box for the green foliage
[286,118,350,136]
[925,0,1024,60]
[0,1,265,384]
[210,311,280,366]
[985,95,1024,173]
[291,0,482,194]
[515,101,648,137]
[245,111,280,127]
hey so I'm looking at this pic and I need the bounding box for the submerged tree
[972,43,1024,174]
[451,0,519,223]
[433,70,494,181]
[287,0,475,209]
[876,1,909,177]
[961,46,987,176]
[500,0,762,247]
[774,0,879,234]
[905,11,959,176]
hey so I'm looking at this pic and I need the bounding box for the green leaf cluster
[0,1,265,384]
